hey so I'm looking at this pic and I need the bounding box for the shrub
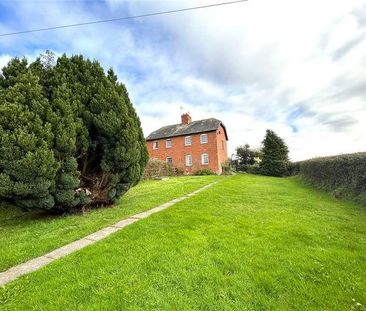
[143,159,177,179]
[287,162,300,176]
[194,169,216,176]
[233,144,262,172]
[259,129,289,177]
[297,152,366,207]
[221,160,233,175]
[246,164,261,175]
[0,53,148,212]
[235,144,256,166]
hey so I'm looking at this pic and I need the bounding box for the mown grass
[0,175,221,272]
[1,174,365,310]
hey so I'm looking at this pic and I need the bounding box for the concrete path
[0,179,222,287]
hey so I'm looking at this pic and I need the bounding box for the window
[185,136,192,146]
[200,133,208,144]
[201,153,209,165]
[166,139,172,148]
[153,141,158,149]
[185,154,192,166]
[166,157,173,164]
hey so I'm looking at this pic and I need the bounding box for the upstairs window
[200,133,208,144]
[166,139,172,148]
[166,157,173,164]
[201,153,209,165]
[185,136,192,146]
[153,141,158,150]
[185,154,192,166]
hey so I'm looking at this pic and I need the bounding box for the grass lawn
[0,175,221,272]
[1,174,366,310]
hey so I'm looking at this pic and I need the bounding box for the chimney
[181,113,192,125]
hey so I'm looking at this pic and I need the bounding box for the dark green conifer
[0,53,148,211]
[259,129,289,177]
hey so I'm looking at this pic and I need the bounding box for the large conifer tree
[0,52,148,211]
[259,129,289,177]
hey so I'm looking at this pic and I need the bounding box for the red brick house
[146,113,228,174]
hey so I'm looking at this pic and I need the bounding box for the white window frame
[166,139,172,148]
[200,133,208,144]
[166,157,173,164]
[153,141,158,150]
[185,135,192,146]
[201,153,209,165]
[185,154,192,167]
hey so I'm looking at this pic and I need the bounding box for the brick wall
[216,125,228,174]
[146,129,227,174]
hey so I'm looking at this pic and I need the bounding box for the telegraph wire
[0,0,247,37]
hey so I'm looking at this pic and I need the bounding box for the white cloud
[132,0,366,160]
[1,0,365,161]
[0,55,12,73]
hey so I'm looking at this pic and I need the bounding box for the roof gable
[146,118,228,141]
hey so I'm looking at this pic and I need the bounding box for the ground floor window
[201,153,209,165]
[166,157,173,164]
[185,154,192,166]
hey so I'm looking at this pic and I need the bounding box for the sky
[0,0,365,161]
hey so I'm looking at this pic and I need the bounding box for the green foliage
[287,161,300,176]
[221,160,233,175]
[236,144,256,165]
[298,152,366,207]
[194,169,216,176]
[235,144,261,171]
[259,129,289,177]
[0,53,148,211]
[143,159,180,179]
[246,163,261,174]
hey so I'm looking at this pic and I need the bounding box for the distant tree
[234,144,262,172]
[0,53,148,212]
[236,144,256,166]
[259,129,289,176]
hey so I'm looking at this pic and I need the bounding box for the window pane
[185,155,192,166]
[201,153,209,164]
[185,136,191,146]
[200,134,208,144]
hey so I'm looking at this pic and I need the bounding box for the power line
[0,0,247,37]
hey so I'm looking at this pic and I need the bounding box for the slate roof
[146,118,228,141]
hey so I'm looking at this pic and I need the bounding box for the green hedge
[194,169,216,176]
[297,152,366,206]
[143,159,182,179]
